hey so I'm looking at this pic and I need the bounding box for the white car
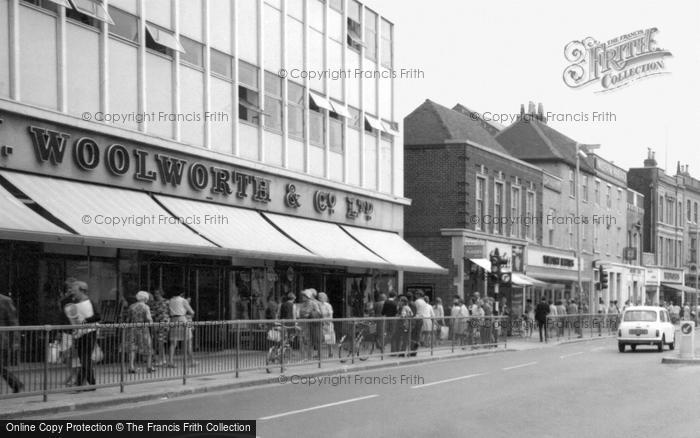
[618,306,675,352]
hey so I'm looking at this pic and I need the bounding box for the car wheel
[657,335,664,352]
[631,344,637,352]
[618,342,625,353]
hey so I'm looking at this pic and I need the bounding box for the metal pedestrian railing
[0,313,617,401]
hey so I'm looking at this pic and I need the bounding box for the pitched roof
[495,117,594,173]
[452,103,506,135]
[403,99,510,154]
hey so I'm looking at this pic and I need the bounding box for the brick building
[403,99,543,315]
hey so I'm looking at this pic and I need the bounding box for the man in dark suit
[381,292,399,355]
[0,293,23,393]
[535,297,550,343]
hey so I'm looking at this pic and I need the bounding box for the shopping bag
[267,328,282,342]
[439,326,449,341]
[91,343,104,363]
[47,341,61,364]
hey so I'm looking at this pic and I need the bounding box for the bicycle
[337,320,376,362]
[265,323,300,373]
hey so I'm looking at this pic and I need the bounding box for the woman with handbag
[298,289,322,360]
[64,279,101,391]
[317,292,335,358]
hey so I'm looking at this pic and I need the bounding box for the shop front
[0,110,445,325]
[525,247,590,310]
[659,268,691,306]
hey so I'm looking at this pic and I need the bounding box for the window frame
[494,180,504,235]
[475,175,486,232]
[107,6,139,43]
[238,61,263,126]
[287,81,306,140]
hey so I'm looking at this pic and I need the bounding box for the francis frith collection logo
[563,28,672,92]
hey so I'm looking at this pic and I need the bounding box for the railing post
[351,320,356,365]
[235,322,240,378]
[119,324,125,393]
[451,317,455,353]
[429,318,434,357]
[317,319,322,369]
[280,324,286,374]
[182,321,187,386]
[380,317,385,361]
[43,326,50,402]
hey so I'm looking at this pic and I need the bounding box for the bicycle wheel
[337,335,353,363]
[266,346,278,373]
[358,335,374,361]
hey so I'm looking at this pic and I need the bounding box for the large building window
[380,18,393,68]
[569,169,575,197]
[688,200,692,222]
[582,175,589,202]
[667,198,674,225]
[347,0,363,52]
[238,61,262,125]
[691,237,697,264]
[494,181,504,235]
[511,186,521,238]
[210,49,233,79]
[695,202,698,223]
[145,23,184,57]
[568,215,574,249]
[264,71,283,131]
[606,185,611,208]
[475,176,486,231]
[593,223,599,252]
[658,236,663,265]
[364,9,377,61]
[348,107,362,130]
[659,195,664,223]
[595,180,600,205]
[548,208,556,246]
[287,82,305,139]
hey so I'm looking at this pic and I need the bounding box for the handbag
[267,328,282,342]
[439,325,449,340]
[91,343,104,363]
[47,341,61,364]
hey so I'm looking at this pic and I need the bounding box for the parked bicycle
[338,320,376,362]
[265,323,301,373]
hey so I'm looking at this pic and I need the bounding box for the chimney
[644,148,658,167]
[677,161,682,175]
[528,101,536,115]
[537,102,546,123]
[520,103,525,116]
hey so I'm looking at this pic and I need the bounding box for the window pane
[330,118,343,151]
[109,7,138,42]
[329,0,343,12]
[264,96,282,130]
[288,82,304,105]
[180,36,203,67]
[288,106,304,138]
[348,0,361,21]
[238,87,260,124]
[348,107,361,129]
[264,71,282,97]
[239,61,259,88]
[364,10,377,61]
[211,49,232,78]
[309,111,324,145]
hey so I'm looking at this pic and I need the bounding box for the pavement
[0,334,614,419]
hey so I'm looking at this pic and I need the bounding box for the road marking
[590,346,606,352]
[502,361,537,371]
[560,352,583,359]
[411,373,485,389]
[258,394,379,420]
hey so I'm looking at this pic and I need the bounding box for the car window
[660,311,666,322]
[623,310,657,322]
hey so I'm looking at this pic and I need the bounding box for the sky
[370,0,700,175]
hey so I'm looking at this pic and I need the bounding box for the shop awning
[511,273,533,286]
[469,258,492,272]
[0,180,72,239]
[661,283,698,294]
[155,195,319,262]
[340,225,447,274]
[0,171,215,252]
[263,213,392,270]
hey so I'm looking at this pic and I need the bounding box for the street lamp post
[575,143,600,313]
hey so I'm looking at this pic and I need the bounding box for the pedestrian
[596,298,607,336]
[317,292,335,358]
[525,299,534,337]
[682,302,691,321]
[58,282,80,387]
[414,290,434,347]
[406,292,420,356]
[480,298,493,346]
[567,299,581,338]
[148,289,170,367]
[382,292,400,356]
[167,288,195,368]
[397,296,413,356]
[433,297,445,344]
[264,295,279,320]
[469,296,483,346]
[298,289,322,359]
[126,291,154,373]
[535,297,550,343]
[374,293,387,350]
[63,280,100,390]
[556,301,567,337]
[279,293,296,321]
[0,293,23,393]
